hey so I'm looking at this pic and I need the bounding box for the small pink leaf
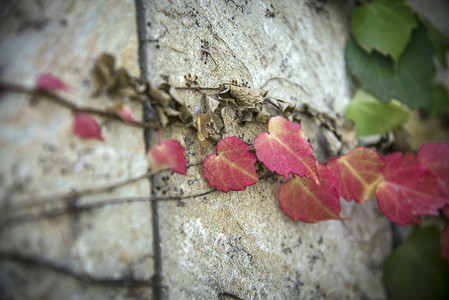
[73,114,104,141]
[278,162,342,223]
[37,74,69,91]
[148,139,187,175]
[254,116,318,182]
[203,136,258,192]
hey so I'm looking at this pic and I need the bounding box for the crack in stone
[135,0,164,299]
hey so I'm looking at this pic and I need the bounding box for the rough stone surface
[146,1,351,117]
[0,0,404,299]
[0,1,153,299]
[146,1,391,299]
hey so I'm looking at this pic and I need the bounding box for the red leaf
[417,142,449,198]
[37,74,69,91]
[375,180,421,226]
[73,114,104,141]
[375,152,447,225]
[327,147,385,204]
[148,139,187,175]
[203,136,258,192]
[254,116,318,182]
[278,162,342,223]
[441,223,449,263]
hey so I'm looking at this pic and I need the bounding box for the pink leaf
[417,142,449,198]
[327,147,385,204]
[375,152,447,225]
[148,139,187,175]
[375,179,421,226]
[203,136,258,192]
[37,74,69,91]
[73,114,104,141]
[278,162,342,223]
[254,116,318,182]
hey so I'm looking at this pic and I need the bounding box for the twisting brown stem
[3,169,162,215]
[3,163,204,215]
[174,86,225,91]
[0,81,159,129]
[0,189,217,228]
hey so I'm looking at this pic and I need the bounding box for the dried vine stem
[3,163,204,215]
[0,81,159,129]
[5,169,163,215]
[1,170,277,228]
[1,189,217,228]
[174,86,226,91]
[0,251,167,288]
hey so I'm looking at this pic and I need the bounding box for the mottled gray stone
[0,0,400,299]
[146,1,391,299]
[0,1,152,299]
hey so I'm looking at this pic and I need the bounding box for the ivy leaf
[421,17,448,67]
[384,227,449,300]
[431,85,449,117]
[442,223,449,263]
[346,26,436,111]
[73,114,104,141]
[375,152,447,225]
[148,138,187,175]
[36,73,70,91]
[203,136,258,192]
[278,162,342,223]
[346,89,409,137]
[254,116,318,182]
[351,0,417,63]
[327,147,385,204]
[417,142,449,198]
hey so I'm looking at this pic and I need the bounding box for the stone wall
[0,1,394,299]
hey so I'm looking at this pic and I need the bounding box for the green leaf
[384,227,449,300]
[421,17,448,67]
[346,26,436,111]
[351,0,417,63]
[432,84,449,116]
[346,89,409,137]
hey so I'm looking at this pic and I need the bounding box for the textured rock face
[0,1,153,299]
[147,1,390,299]
[0,1,392,299]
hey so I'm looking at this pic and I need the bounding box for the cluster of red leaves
[37,75,447,261]
[326,144,449,227]
[200,116,449,260]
